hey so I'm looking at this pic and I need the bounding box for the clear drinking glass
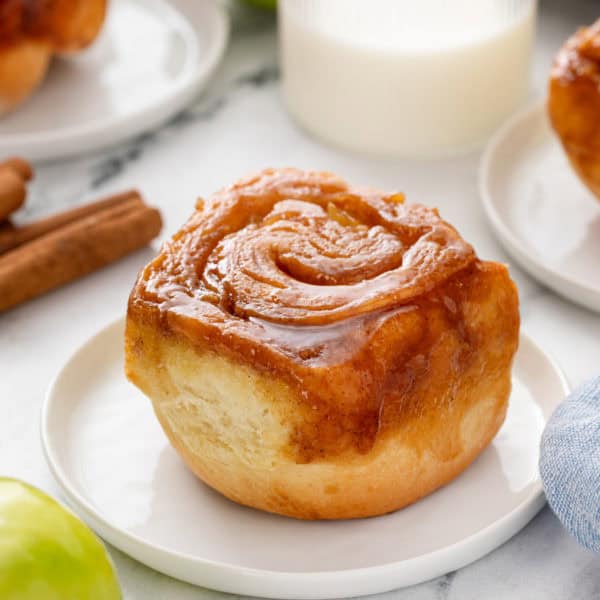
[279,0,537,158]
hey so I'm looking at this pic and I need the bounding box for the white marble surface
[1,0,600,598]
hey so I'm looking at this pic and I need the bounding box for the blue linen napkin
[540,376,600,552]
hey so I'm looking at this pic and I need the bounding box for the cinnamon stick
[0,197,162,313]
[0,157,33,221]
[0,189,141,254]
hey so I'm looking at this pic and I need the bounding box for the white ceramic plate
[0,0,229,161]
[480,101,600,313]
[42,318,568,600]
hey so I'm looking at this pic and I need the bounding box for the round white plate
[0,0,229,161]
[481,101,600,313]
[42,318,568,600]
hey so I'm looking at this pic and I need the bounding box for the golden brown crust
[548,19,600,200]
[126,169,520,519]
[151,373,509,520]
[0,0,107,114]
[0,39,50,114]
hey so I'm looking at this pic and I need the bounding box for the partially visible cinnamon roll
[548,19,600,200]
[0,0,107,115]
[125,169,520,520]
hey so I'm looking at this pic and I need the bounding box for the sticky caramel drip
[140,169,476,326]
[551,20,600,82]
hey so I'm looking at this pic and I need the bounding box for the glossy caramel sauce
[548,19,600,200]
[129,169,519,462]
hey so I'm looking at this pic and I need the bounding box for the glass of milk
[279,0,537,158]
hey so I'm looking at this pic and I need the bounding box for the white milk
[279,0,536,158]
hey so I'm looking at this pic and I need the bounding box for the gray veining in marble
[2,0,600,598]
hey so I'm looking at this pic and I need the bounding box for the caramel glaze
[128,169,519,463]
[0,0,106,51]
[548,19,600,200]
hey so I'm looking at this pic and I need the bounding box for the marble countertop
[2,0,600,598]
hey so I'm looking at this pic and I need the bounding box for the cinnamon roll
[548,19,600,200]
[125,169,520,520]
[0,0,107,115]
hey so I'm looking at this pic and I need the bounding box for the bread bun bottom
[48,0,108,54]
[126,318,510,520]
[0,40,50,115]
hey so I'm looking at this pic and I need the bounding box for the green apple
[0,478,121,600]
[241,0,277,10]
